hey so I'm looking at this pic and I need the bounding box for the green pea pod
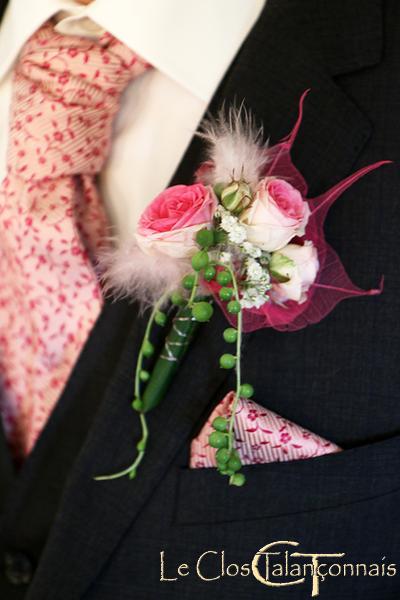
[141,306,199,413]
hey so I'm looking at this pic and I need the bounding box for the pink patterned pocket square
[190,392,341,468]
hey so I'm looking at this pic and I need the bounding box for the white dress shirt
[0,0,265,239]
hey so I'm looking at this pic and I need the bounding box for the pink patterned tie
[0,21,150,460]
[190,392,341,468]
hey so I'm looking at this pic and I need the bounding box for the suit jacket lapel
[26,1,383,598]
[172,0,383,195]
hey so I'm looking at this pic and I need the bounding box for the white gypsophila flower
[240,298,253,309]
[240,256,271,308]
[246,258,265,281]
[220,213,238,233]
[215,204,229,219]
[228,224,247,244]
[221,215,238,232]
[214,205,222,218]
[240,287,269,309]
[242,242,262,258]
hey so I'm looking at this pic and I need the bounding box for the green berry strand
[182,274,196,290]
[227,300,241,314]
[219,287,233,302]
[212,416,228,432]
[228,455,242,472]
[155,311,167,326]
[240,383,254,398]
[223,328,238,343]
[132,398,143,412]
[139,370,150,382]
[219,353,236,369]
[191,250,209,271]
[203,265,216,281]
[171,291,186,306]
[142,340,155,358]
[217,270,232,286]
[215,448,230,464]
[192,301,214,322]
[209,431,229,449]
[230,473,246,487]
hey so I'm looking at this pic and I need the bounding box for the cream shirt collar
[0,0,265,102]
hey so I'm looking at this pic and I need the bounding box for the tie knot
[7,21,150,181]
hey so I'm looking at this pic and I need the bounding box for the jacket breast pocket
[175,434,400,525]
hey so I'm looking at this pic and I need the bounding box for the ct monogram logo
[251,540,345,597]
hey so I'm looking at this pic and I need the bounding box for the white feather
[98,241,190,307]
[198,103,270,188]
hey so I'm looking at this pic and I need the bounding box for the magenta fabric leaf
[214,90,390,332]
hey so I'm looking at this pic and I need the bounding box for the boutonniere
[96,91,389,487]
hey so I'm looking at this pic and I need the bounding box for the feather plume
[98,241,190,307]
[198,103,270,188]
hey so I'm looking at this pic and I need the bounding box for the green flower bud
[269,252,295,283]
[221,181,252,214]
[213,182,225,199]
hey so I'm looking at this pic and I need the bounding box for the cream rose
[270,242,319,304]
[240,178,310,252]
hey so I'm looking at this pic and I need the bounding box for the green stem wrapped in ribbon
[141,305,199,413]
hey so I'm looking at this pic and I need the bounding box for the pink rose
[135,184,217,259]
[240,178,310,252]
[271,242,319,304]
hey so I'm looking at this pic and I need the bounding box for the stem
[187,271,200,308]
[223,263,242,453]
[94,414,148,481]
[134,294,167,399]
[94,294,167,482]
